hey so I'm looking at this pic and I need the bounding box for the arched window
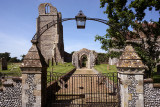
[45,4,50,14]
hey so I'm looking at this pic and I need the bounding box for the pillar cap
[117,45,146,69]
[20,42,47,72]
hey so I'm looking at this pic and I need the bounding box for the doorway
[80,54,87,68]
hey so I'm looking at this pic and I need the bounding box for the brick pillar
[117,45,145,107]
[20,40,47,107]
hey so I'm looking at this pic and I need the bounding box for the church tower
[37,3,64,63]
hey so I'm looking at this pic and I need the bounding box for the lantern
[75,10,86,29]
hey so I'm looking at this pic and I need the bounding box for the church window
[45,4,50,14]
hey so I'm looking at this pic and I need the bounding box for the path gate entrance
[47,72,120,107]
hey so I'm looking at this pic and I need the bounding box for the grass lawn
[0,62,75,85]
[94,64,117,74]
[0,62,74,77]
[47,62,75,74]
[94,64,118,83]
[47,62,75,83]
[0,63,22,77]
[94,64,160,83]
[0,63,22,86]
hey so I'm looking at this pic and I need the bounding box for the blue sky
[0,0,159,59]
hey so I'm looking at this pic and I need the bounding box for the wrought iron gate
[47,72,120,107]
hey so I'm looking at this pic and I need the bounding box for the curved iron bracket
[32,17,123,41]
[32,18,75,40]
[86,17,109,25]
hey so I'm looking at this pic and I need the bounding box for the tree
[71,51,75,55]
[130,21,160,77]
[21,54,26,61]
[0,52,11,61]
[96,53,109,64]
[96,0,160,77]
[9,57,20,63]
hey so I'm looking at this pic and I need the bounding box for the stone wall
[0,77,22,107]
[144,79,160,106]
[22,74,42,107]
[109,57,119,65]
[109,48,123,65]
[119,74,144,107]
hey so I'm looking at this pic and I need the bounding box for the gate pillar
[20,40,47,107]
[117,45,145,107]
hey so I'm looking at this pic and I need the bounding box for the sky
[0,0,159,59]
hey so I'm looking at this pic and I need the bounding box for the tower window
[45,4,50,14]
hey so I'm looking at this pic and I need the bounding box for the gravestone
[1,58,7,70]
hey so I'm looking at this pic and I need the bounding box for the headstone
[1,57,7,70]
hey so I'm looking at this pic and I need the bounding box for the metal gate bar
[47,72,120,107]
